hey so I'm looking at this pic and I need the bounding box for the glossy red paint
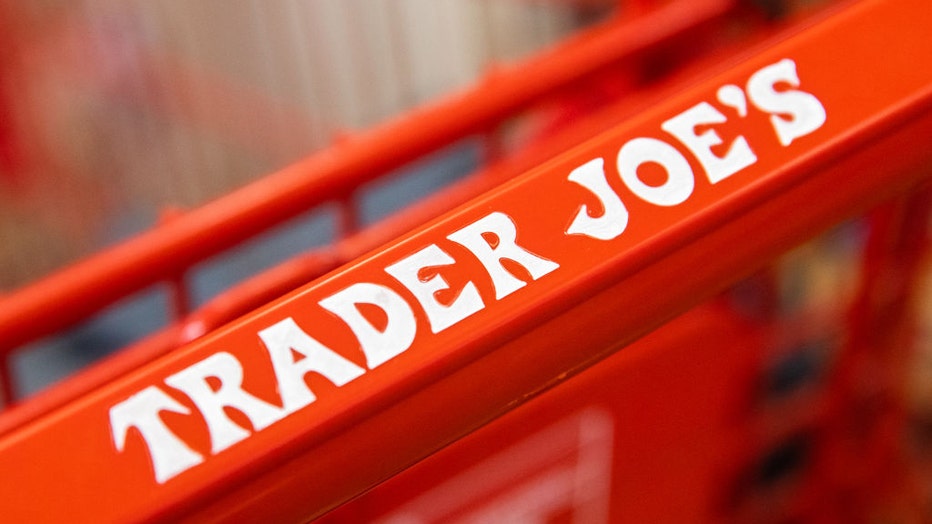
[0,0,929,522]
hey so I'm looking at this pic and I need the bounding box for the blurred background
[0,0,616,393]
[0,0,608,289]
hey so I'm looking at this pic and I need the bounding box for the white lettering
[385,244,484,333]
[565,158,629,240]
[746,58,826,146]
[164,352,288,454]
[319,283,417,369]
[617,137,694,206]
[448,212,560,300]
[111,58,831,487]
[661,101,757,184]
[109,386,204,484]
[258,317,366,414]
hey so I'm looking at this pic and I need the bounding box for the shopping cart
[0,0,930,522]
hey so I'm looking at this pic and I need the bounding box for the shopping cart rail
[0,0,929,521]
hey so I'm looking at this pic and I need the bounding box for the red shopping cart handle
[0,0,931,521]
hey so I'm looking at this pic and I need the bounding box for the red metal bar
[160,209,192,321]
[0,1,928,521]
[168,275,191,322]
[0,356,14,408]
[0,0,737,352]
[337,196,358,240]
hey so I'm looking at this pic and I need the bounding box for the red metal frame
[0,0,930,521]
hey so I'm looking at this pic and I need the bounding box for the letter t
[110,386,204,484]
